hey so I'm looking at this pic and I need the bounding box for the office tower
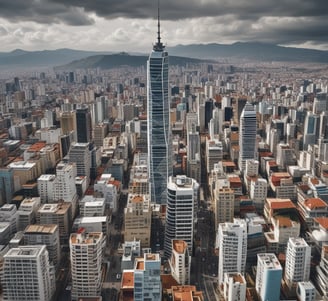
[285,237,311,288]
[76,107,92,143]
[24,224,61,267]
[218,219,247,285]
[70,230,104,301]
[186,123,201,184]
[59,111,76,136]
[256,253,282,301]
[238,102,257,172]
[124,194,152,248]
[319,111,328,139]
[206,137,223,173]
[223,273,247,301]
[0,168,14,204]
[134,253,162,301]
[147,10,172,204]
[209,107,223,138]
[303,111,320,150]
[214,185,234,229]
[54,162,77,202]
[68,143,91,179]
[38,174,56,203]
[93,123,108,147]
[17,197,41,231]
[169,239,191,285]
[164,175,199,258]
[37,202,72,244]
[2,245,55,301]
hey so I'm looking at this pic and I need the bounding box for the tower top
[153,0,164,51]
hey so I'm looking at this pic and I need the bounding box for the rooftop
[25,224,57,234]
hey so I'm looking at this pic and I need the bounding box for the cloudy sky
[0,0,327,52]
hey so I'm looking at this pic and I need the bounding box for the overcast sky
[0,0,327,52]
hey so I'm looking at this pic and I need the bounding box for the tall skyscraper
[238,102,257,172]
[2,245,55,301]
[76,107,92,143]
[147,8,172,204]
[164,175,199,258]
[218,219,247,285]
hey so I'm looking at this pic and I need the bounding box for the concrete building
[37,202,72,244]
[223,273,247,301]
[256,253,282,301]
[0,168,14,204]
[206,137,223,174]
[164,175,199,258]
[37,174,56,203]
[134,253,162,301]
[315,244,328,297]
[17,197,41,231]
[24,224,61,267]
[124,194,152,248]
[218,219,247,285]
[169,240,191,285]
[214,186,234,229]
[70,230,104,301]
[68,142,91,179]
[296,282,316,301]
[2,245,55,301]
[0,204,18,234]
[79,195,105,217]
[285,237,311,288]
[238,103,257,172]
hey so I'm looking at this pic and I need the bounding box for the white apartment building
[223,273,247,301]
[37,174,56,203]
[206,137,223,174]
[164,175,199,258]
[0,204,18,234]
[79,195,105,217]
[169,240,191,285]
[250,178,268,209]
[70,230,104,301]
[285,237,311,288]
[218,219,247,285]
[54,162,77,202]
[2,245,55,301]
[17,197,41,231]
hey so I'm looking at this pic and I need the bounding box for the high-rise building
[214,186,234,229]
[70,230,104,301]
[164,175,199,258]
[68,143,91,179]
[223,273,247,301]
[238,102,257,172]
[124,194,152,248]
[285,237,311,288]
[256,253,282,301]
[169,239,191,285]
[2,245,55,301]
[134,253,162,301]
[0,168,14,205]
[24,224,61,267]
[76,107,92,143]
[147,11,172,204]
[218,219,247,285]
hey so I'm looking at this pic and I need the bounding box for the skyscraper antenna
[157,0,161,45]
[154,0,164,51]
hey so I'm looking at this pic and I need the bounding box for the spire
[153,0,164,51]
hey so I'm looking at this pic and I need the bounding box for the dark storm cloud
[46,0,328,20]
[0,0,94,25]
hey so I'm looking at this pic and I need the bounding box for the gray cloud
[0,0,94,25]
[0,0,327,50]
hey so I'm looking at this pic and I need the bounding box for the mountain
[0,48,112,68]
[167,42,328,63]
[55,53,209,71]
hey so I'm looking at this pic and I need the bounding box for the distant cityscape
[0,12,328,301]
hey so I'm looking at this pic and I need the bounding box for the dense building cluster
[0,23,328,301]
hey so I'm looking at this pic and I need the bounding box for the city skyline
[0,0,327,53]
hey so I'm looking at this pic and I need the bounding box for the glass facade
[147,44,172,204]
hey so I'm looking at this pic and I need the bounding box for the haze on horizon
[0,0,327,53]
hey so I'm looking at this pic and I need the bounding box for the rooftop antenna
[154,0,164,51]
